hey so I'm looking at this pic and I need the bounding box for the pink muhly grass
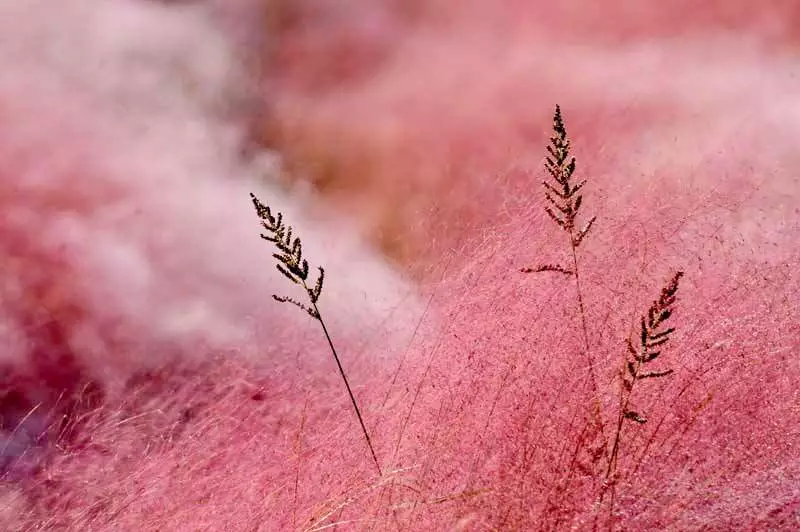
[2,2,800,530]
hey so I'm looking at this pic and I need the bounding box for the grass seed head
[542,105,594,243]
[250,192,325,319]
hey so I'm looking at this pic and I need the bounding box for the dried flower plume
[544,105,596,247]
[249,192,382,475]
[250,192,325,319]
[620,271,683,422]
[524,105,602,404]
[606,271,684,485]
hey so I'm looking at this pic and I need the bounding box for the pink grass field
[1,1,799,530]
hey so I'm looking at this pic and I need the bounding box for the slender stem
[605,359,639,481]
[569,240,600,396]
[598,357,641,527]
[606,398,626,481]
[569,233,613,527]
[308,293,382,476]
[292,394,309,528]
[606,482,618,531]
[569,234,605,442]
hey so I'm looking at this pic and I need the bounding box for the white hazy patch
[0,0,422,386]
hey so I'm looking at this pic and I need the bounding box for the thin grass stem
[309,296,382,475]
[250,192,382,476]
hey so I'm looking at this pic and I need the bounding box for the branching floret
[250,192,325,319]
[543,105,596,248]
[606,271,684,483]
[620,271,683,422]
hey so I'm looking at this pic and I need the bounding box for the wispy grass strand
[250,193,382,475]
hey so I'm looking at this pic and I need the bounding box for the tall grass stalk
[521,106,612,528]
[525,105,600,399]
[601,271,683,520]
[250,193,382,475]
